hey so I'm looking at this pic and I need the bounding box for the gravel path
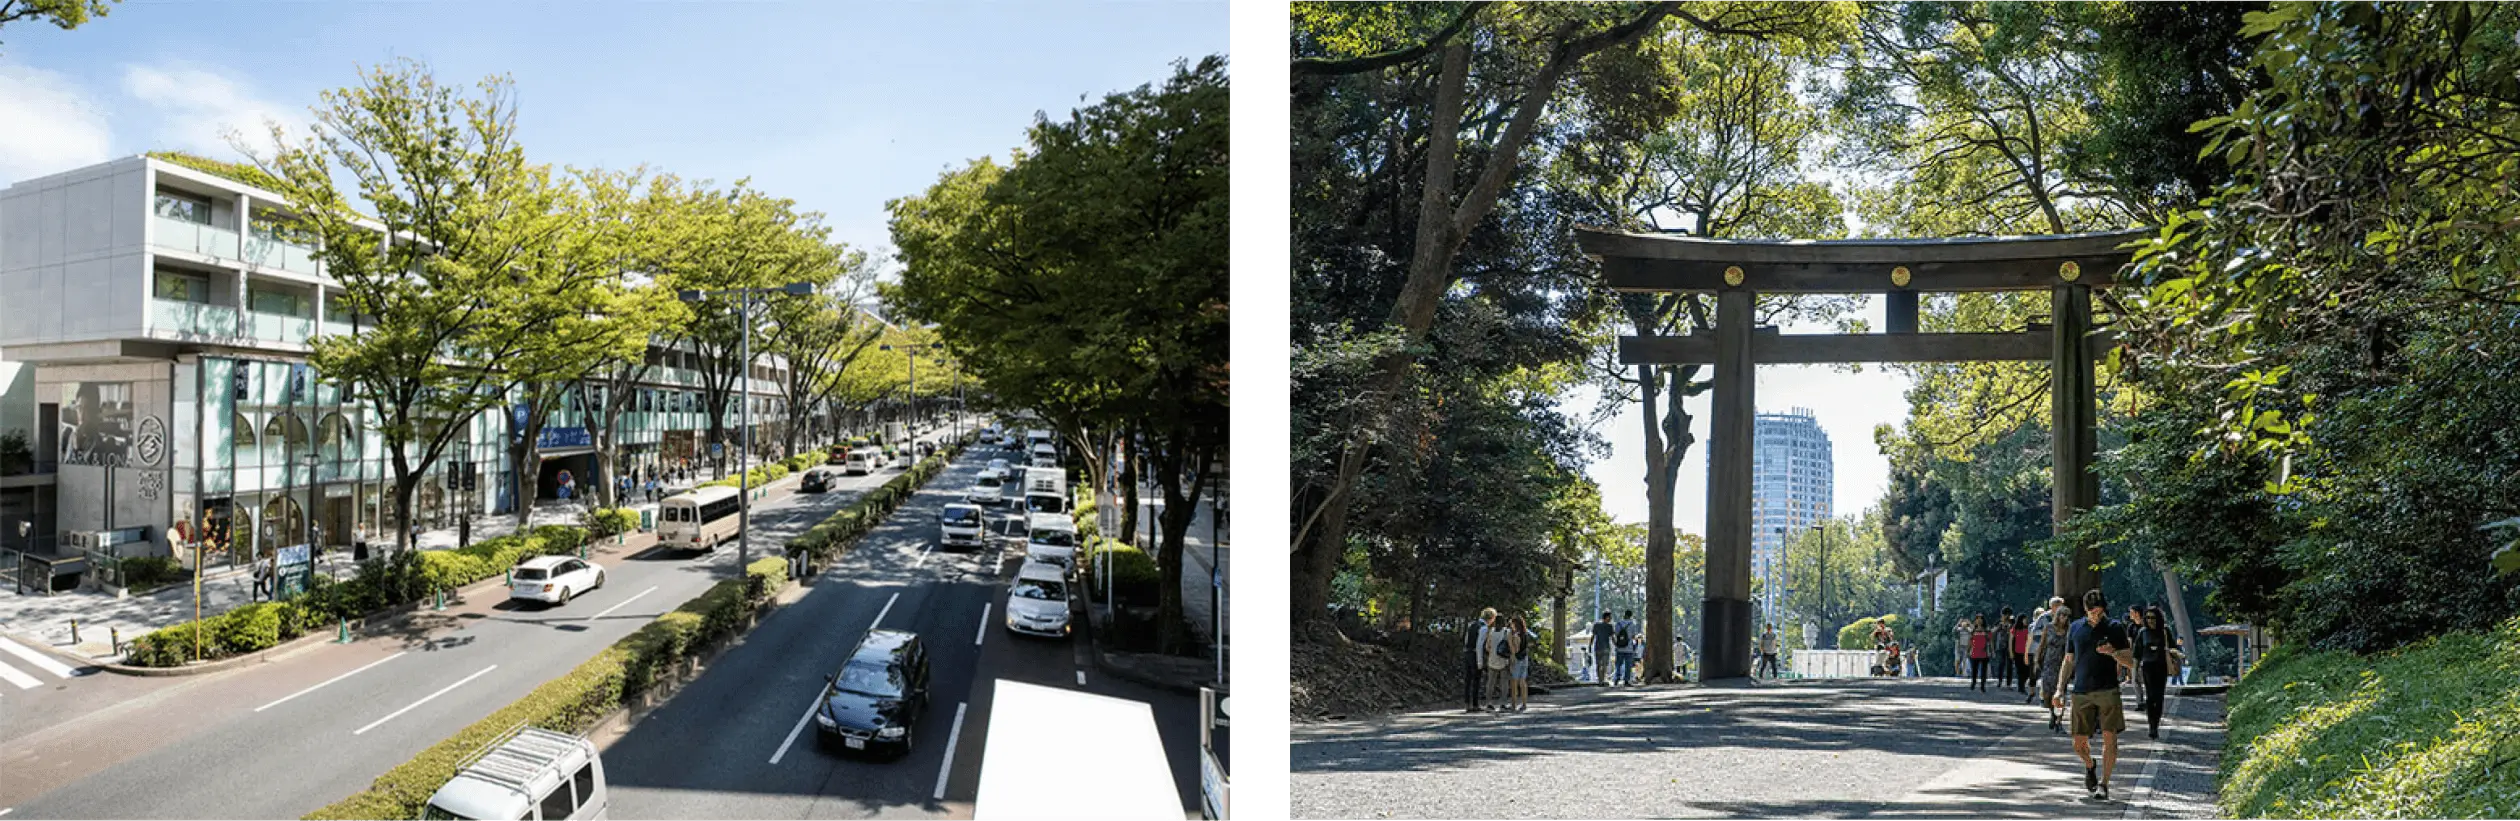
[1292,676,2225,819]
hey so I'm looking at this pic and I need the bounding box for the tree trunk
[511,396,550,527]
[1118,429,1141,547]
[1152,433,1211,655]
[1552,556,1571,667]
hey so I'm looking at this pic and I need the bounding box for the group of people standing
[1462,607,1537,713]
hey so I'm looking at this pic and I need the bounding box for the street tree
[761,262,885,460]
[0,0,115,52]
[661,183,840,478]
[253,60,614,551]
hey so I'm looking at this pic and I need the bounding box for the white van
[1024,429,1055,454]
[1024,512,1079,571]
[423,726,607,820]
[939,503,987,552]
[845,449,876,476]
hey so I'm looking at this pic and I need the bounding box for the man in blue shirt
[1612,610,1639,685]
[2052,589,2137,801]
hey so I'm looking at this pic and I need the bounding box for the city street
[0,431,964,819]
[601,438,1207,819]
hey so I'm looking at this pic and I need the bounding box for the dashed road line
[589,586,660,620]
[871,592,900,629]
[769,689,826,765]
[258,652,406,712]
[975,603,991,646]
[0,660,38,690]
[933,701,969,800]
[354,665,497,736]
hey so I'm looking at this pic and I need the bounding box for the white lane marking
[871,592,900,629]
[917,542,935,566]
[2,806,14,816]
[257,652,406,712]
[0,635,81,678]
[974,603,991,646]
[0,661,37,690]
[768,688,827,765]
[1076,670,1086,686]
[354,665,497,736]
[589,586,660,621]
[932,701,969,801]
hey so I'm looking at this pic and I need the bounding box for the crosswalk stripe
[0,660,39,689]
[0,636,81,679]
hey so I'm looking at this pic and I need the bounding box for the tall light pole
[680,282,814,579]
[882,342,951,444]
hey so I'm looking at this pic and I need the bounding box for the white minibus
[658,486,743,553]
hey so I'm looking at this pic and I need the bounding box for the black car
[814,629,930,757]
[800,469,832,493]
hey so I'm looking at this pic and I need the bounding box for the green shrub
[118,555,189,589]
[2219,616,2520,818]
[1083,539,1163,605]
[583,507,641,539]
[1837,614,1907,650]
[214,602,283,655]
[530,525,588,553]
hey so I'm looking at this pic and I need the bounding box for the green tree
[661,183,840,479]
[253,61,613,552]
[761,263,884,459]
[891,57,1228,653]
[0,0,114,52]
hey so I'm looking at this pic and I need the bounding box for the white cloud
[0,62,114,185]
[121,62,307,161]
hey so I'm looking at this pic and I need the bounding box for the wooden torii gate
[1577,225,2146,681]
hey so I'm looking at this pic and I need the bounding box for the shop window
[232,413,257,448]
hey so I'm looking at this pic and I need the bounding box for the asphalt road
[0,428,964,819]
[601,440,1208,820]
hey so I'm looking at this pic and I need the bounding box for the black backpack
[1615,622,1633,648]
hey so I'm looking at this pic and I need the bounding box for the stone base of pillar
[1700,596,1753,680]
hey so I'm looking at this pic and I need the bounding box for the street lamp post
[680,282,814,579]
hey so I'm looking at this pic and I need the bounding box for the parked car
[1003,560,1073,638]
[510,556,605,607]
[814,629,930,758]
[938,503,986,551]
[801,468,833,494]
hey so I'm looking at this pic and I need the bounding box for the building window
[155,191,212,224]
[155,271,210,303]
[249,286,311,317]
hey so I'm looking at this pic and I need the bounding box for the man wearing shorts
[2053,589,2137,801]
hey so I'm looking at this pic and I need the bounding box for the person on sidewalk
[1464,608,1497,713]
[1484,615,1514,711]
[1967,616,1992,691]
[1997,607,2019,689]
[2054,589,2136,801]
[251,553,274,600]
[2137,605,2184,739]
[2032,596,2071,730]
[1757,623,1781,679]
[1589,611,1615,685]
[2013,611,2035,696]
[647,478,661,503]
[1507,615,1533,712]
[1611,610,1638,686]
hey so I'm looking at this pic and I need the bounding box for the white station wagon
[510,556,606,607]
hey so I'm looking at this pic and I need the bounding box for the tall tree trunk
[1153,431,1212,654]
[511,395,551,527]
[1552,554,1572,667]
[1118,427,1141,547]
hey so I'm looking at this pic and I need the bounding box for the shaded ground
[1294,633,1576,721]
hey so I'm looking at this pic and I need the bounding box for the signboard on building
[537,427,591,450]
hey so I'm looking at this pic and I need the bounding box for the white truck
[975,680,1180,819]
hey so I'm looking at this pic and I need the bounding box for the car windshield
[514,567,548,580]
[1031,529,1076,548]
[834,660,904,698]
[942,508,981,526]
[1011,578,1066,601]
[976,476,1002,489]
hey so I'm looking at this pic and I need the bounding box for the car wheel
[557,587,572,604]
[595,570,606,590]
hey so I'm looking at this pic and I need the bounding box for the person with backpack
[1611,610,1639,686]
[1464,608,1498,713]
[1589,611,1615,684]
[1485,614,1516,710]
[1506,615,1534,712]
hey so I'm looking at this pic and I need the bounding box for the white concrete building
[0,155,800,577]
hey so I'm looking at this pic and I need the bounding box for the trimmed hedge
[118,555,189,590]
[308,555,792,820]
[583,507,641,539]
[124,526,588,668]
[785,439,969,569]
[1082,538,1162,606]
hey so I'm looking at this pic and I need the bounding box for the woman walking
[1506,615,1533,712]
[2012,611,2034,696]
[2137,606,2184,738]
[2032,596,2071,731]
[1967,616,1993,691]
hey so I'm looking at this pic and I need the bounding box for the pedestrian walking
[1756,623,1781,679]
[1507,616,1534,711]
[1673,639,1694,682]
[1589,611,1616,685]
[1996,607,2019,689]
[647,478,661,503]
[1612,610,1639,686]
[2124,605,2150,708]
[2013,611,2034,696]
[2032,596,2071,730]
[2136,605,2183,739]
[251,552,274,600]
[1968,616,1993,691]
[1483,618,1512,710]
[1464,608,1498,713]
[2054,589,2136,801]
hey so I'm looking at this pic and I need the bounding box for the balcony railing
[244,234,323,275]
[154,216,241,259]
[250,310,314,345]
[318,320,355,340]
[152,299,242,339]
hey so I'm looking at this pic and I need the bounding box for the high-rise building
[1751,406,1833,600]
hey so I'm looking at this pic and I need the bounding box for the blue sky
[0,0,1228,258]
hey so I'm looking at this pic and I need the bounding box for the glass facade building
[1751,407,1834,591]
